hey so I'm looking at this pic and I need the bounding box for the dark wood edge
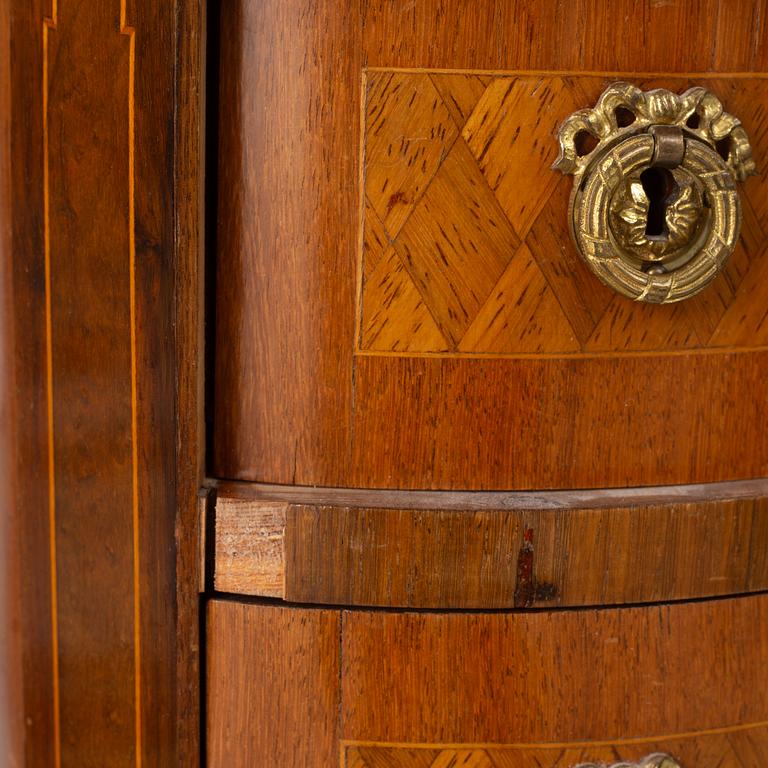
[0,0,24,757]
[198,487,216,594]
[208,476,768,511]
[175,0,206,763]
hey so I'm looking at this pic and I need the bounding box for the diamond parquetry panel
[357,71,768,356]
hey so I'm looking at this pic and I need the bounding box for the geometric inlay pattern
[343,722,768,766]
[358,71,768,356]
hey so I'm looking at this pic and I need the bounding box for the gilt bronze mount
[555,82,755,303]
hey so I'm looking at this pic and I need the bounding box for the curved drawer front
[206,595,768,767]
[206,480,768,609]
[343,736,766,767]
[213,0,768,490]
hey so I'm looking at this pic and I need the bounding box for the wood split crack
[514,527,557,607]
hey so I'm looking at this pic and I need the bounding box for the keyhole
[640,167,677,239]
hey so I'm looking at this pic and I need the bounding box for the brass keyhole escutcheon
[554,83,756,304]
[635,167,680,240]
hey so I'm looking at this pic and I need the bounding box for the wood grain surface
[214,499,286,597]
[360,1,768,73]
[207,601,341,768]
[213,0,768,490]
[11,2,56,760]
[9,0,203,764]
[210,490,768,609]
[43,6,137,764]
[213,0,359,488]
[349,352,768,489]
[206,595,768,767]
[174,0,207,761]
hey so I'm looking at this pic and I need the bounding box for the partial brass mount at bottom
[574,754,681,768]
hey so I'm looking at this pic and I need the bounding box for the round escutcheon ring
[569,133,741,304]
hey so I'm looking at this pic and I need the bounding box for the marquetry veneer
[10,0,768,765]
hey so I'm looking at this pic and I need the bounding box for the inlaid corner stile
[13,0,199,760]
[41,1,142,764]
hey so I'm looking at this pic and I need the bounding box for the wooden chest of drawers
[5,1,768,766]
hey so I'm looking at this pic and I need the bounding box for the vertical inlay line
[353,69,368,351]
[120,3,141,765]
[42,2,61,766]
[44,3,141,763]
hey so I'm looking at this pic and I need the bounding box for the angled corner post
[0,0,24,762]
[5,0,206,764]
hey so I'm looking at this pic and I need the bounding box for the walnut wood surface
[9,0,203,764]
[211,490,768,609]
[213,0,768,490]
[0,0,23,759]
[350,352,768,489]
[175,0,206,760]
[43,6,136,764]
[361,1,768,72]
[206,595,768,767]
[12,3,56,760]
[207,601,340,768]
[341,596,768,744]
[213,0,358,487]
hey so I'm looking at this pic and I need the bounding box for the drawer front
[206,596,768,767]
[213,0,768,490]
[205,5,768,766]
